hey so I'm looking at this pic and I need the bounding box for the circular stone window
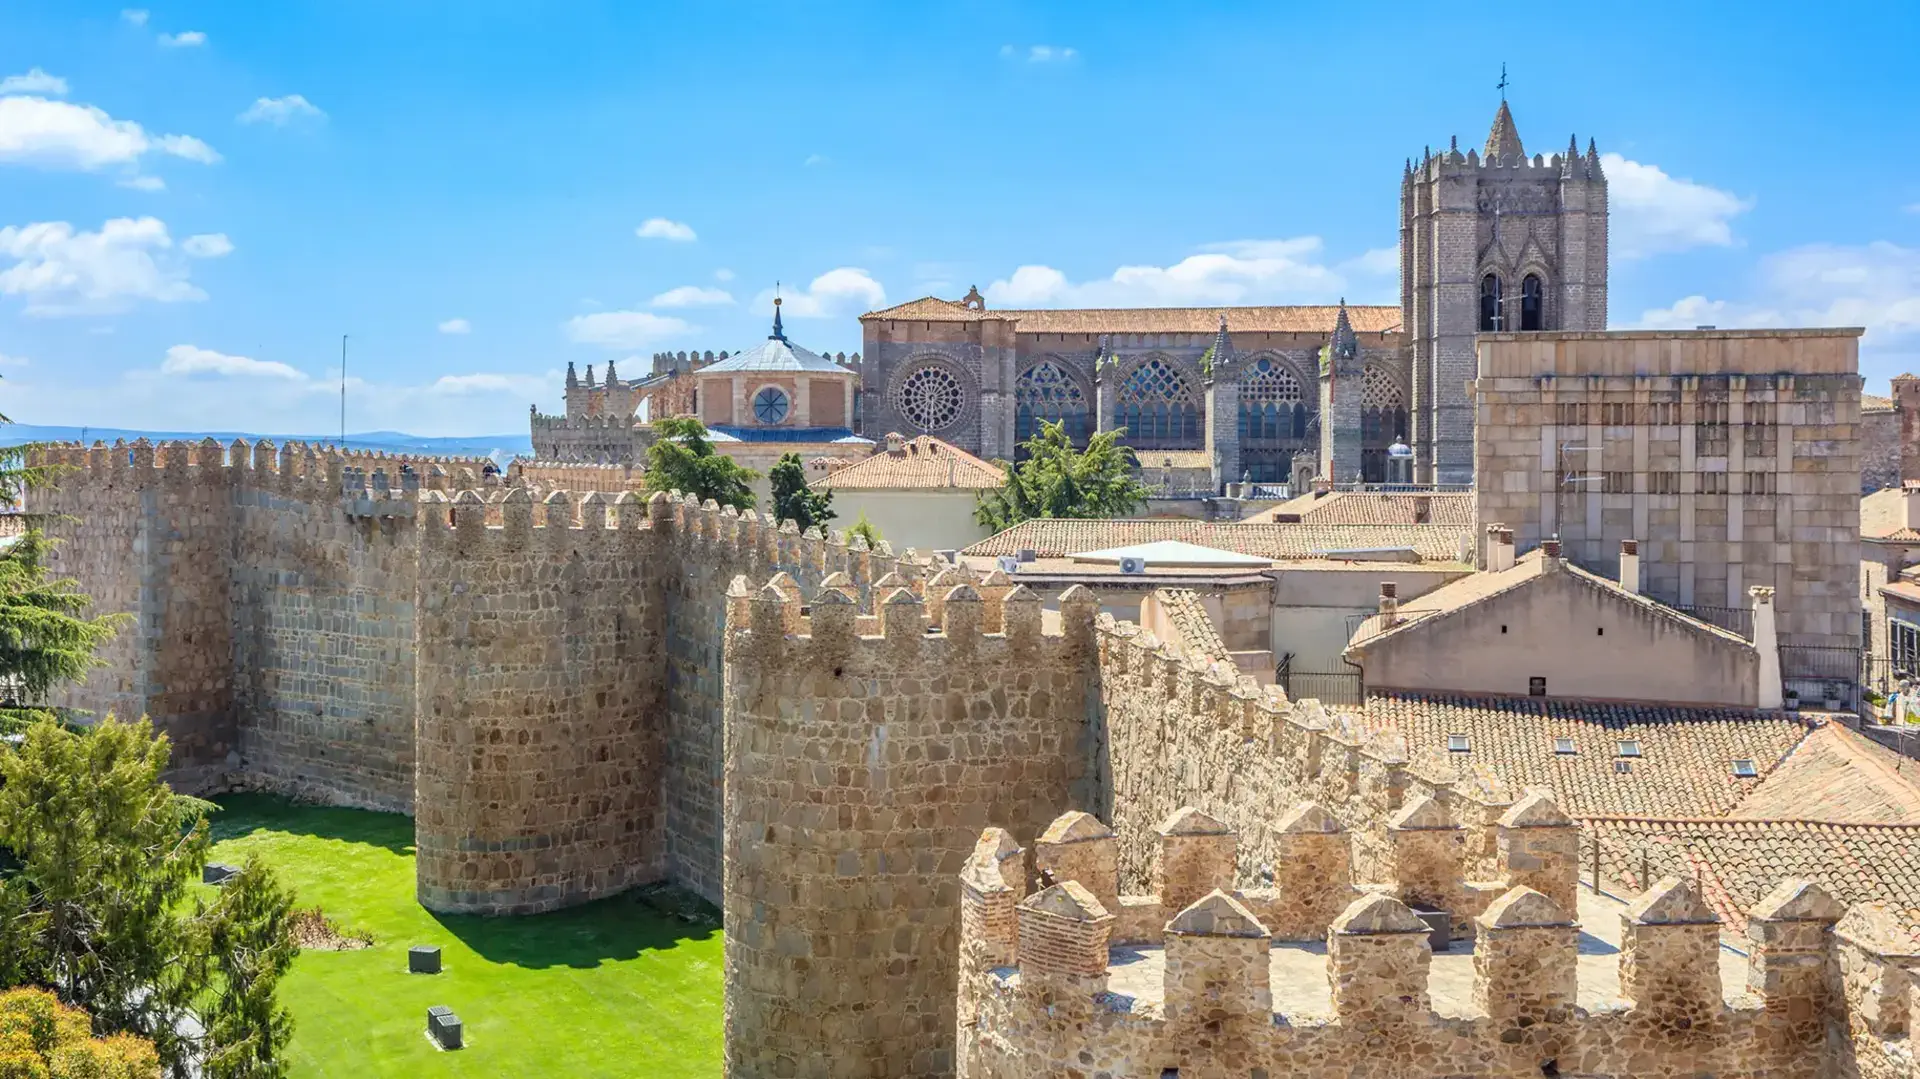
[894,365,964,431]
[752,386,790,424]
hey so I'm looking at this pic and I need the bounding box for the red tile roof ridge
[1581,815,1920,830]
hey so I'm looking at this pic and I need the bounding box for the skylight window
[1616,739,1642,758]
[1554,737,1576,755]
[1732,759,1758,778]
[1447,734,1470,753]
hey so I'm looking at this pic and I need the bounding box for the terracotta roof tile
[963,518,1471,563]
[1356,691,1813,819]
[1864,393,1895,412]
[862,297,1403,335]
[1246,491,1476,526]
[1727,723,1920,824]
[1862,488,1909,539]
[810,435,1007,490]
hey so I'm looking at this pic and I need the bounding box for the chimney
[1541,538,1563,567]
[1412,493,1430,525]
[1311,476,1332,497]
[885,431,906,455]
[1905,481,1920,532]
[1378,581,1399,627]
[1485,524,1516,573]
[1619,539,1640,595]
[1751,586,1782,709]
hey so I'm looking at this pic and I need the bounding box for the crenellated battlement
[959,804,1907,1079]
[28,438,490,511]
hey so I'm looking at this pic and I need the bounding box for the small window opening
[1596,626,1604,636]
[1554,737,1576,755]
[1528,676,1546,696]
[1614,759,1633,774]
[1732,758,1758,778]
[1501,624,1509,634]
[1617,739,1642,758]
[1447,733,1471,753]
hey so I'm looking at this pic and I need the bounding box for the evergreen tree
[641,417,757,511]
[200,859,295,1079]
[767,453,834,533]
[974,420,1151,533]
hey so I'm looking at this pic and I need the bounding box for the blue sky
[0,1,1916,436]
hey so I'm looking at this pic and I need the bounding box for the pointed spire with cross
[769,282,786,342]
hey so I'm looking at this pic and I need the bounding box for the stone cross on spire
[1485,99,1525,160]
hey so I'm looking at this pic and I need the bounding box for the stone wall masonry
[412,487,665,914]
[722,575,1102,1079]
[958,807,1902,1079]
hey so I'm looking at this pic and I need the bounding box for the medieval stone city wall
[957,802,1908,1079]
[721,573,1102,1079]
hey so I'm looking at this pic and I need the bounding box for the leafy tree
[641,417,757,511]
[0,986,160,1079]
[767,453,834,533]
[974,420,1150,533]
[0,718,295,1078]
[846,512,883,551]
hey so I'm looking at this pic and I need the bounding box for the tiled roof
[1586,816,1920,940]
[1862,487,1918,540]
[699,336,851,375]
[1357,692,1813,819]
[1246,491,1476,526]
[808,435,1006,490]
[1348,550,1749,652]
[861,296,1404,335]
[1152,588,1228,658]
[1864,393,1895,412]
[1727,723,1920,824]
[1137,450,1213,470]
[962,518,1472,563]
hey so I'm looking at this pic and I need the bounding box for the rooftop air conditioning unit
[1118,556,1148,575]
[1016,548,1037,563]
[996,556,1020,574]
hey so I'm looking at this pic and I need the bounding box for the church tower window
[752,386,789,425]
[1238,358,1309,443]
[894,364,966,432]
[1521,274,1544,331]
[1480,274,1504,332]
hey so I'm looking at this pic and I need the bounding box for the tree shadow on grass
[432,884,721,970]
[207,793,416,857]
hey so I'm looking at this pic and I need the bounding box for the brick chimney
[1378,581,1399,627]
[1485,524,1515,573]
[885,431,906,455]
[1619,539,1640,594]
[1541,538,1563,568]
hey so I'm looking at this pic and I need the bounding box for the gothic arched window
[1015,361,1090,446]
[893,364,966,432]
[1480,274,1504,332]
[1115,357,1199,448]
[1521,274,1544,331]
[1359,366,1409,483]
[1238,357,1310,443]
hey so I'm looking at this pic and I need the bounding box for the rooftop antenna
[340,335,348,449]
[1497,62,1509,101]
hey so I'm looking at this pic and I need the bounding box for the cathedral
[858,99,1608,486]
[534,100,1607,491]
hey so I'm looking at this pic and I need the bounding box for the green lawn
[204,795,722,1078]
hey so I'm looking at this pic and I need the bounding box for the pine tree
[768,453,834,533]
[974,420,1150,533]
[200,859,295,1079]
[641,417,757,510]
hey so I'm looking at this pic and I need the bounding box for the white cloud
[635,217,696,242]
[0,69,67,97]
[757,268,885,318]
[1002,44,1078,62]
[1602,153,1751,259]
[437,318,471,335]
[182,232,232,258]
[157,31,206,48]
[713,268,735,282]
[160,344,306,380]
[121,9,149,25]
[1345,246,1400,277]
[118,175,164,191]
[238,94,324,126]
[426,372,549,396]
[562,310,695,349]
[1906,202,1920,215]
[0,353,29,368]
[650,285,733,308]
[0,217,213,316]
[1635,241,1920,343]
[0,95,219,170]
[803,153,826,167]
[985,237,1343,308]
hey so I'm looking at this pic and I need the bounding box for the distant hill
[0,425,533,461]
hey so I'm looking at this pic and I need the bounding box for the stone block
[409,945,442,974]
[202,863,240,885]
[427,1005,463,1050]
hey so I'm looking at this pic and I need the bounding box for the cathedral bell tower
[1401,97,1608,483]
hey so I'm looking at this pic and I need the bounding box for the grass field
[204,795,723,1078]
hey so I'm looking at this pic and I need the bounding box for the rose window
[895,365,964,430]
[752,386,790,424]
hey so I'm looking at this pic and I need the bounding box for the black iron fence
[1670,604,1754,640]
[1276,655,1364,706]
